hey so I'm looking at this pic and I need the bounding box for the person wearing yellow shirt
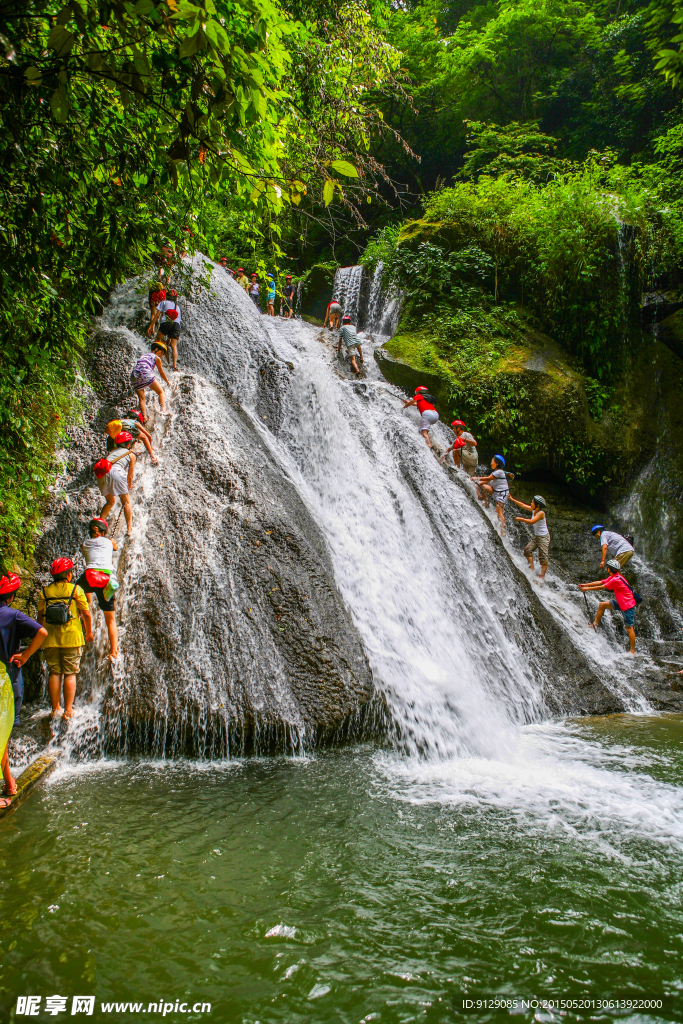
[37,558,93,720]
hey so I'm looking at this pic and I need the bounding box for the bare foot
[108,652,119,664]
[151,458,159,466]
[51,707,63,718]
[127,529,133,537]
[62,710,73,720]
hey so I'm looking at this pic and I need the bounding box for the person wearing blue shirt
[0,573,46,806]
[266,273,276,316]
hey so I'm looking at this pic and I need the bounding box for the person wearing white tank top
[509,493,550,579]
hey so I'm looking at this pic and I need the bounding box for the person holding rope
[148,288,182,371]
[509,493,550,580]
[76,519,119,663]
[472,455,511,534]
[403,386,439,448]
[37,558,93,720]
[106,410,157,465]
[93,433,137,537]
[130,343,170,423]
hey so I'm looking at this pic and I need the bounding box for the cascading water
[34,255,683,766]
[363,261,403,338]
[332,265,364,322]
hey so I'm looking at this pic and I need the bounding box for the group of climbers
[227,262,296,317]
[401,383,640,653]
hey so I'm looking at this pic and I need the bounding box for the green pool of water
[2,715,683,1023]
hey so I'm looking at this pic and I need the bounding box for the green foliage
[459,121,572,182]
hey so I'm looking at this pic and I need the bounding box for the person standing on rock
[237,268,249,292]
[249,273,261,310]
[441,420,477,471]
[510,494,550,580]
[37,558,93,720]
[106,411,157,465]
[130,344,170,422]
[0,573,47,739]
[76,519,119,663]
[472,455,510,533]
[403,386,439,448]
[324,298,342,330]
[93,433,137,537]
[591,525,634,570]
[579,558,638,654]
[337,314,364,374]
[148,288,182,371]
[282,275,295,318]
[266,274,276,316]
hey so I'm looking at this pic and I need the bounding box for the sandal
[0,796,12,808]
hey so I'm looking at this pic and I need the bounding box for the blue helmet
[267,273,274,279]
[493,454,505,467]
[591,524,605,534]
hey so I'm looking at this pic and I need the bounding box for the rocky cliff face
[33,264,378,755]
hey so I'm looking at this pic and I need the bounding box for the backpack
[621,576,643,605]
[419,393,437,405]
[93,451,131,478]
[43,584,78,626]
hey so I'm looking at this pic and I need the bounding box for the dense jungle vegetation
[3,0,683,559]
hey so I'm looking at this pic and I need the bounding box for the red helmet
[251,273,257,278]
[238,268,244,273]
[127,409,143,424]
[51,557,73,576]
[451,420,466,428]
[115,431,133,444]
[220,257,228,263]
[286,275,292,280]
[0,573,21,596]
[167,289,178,298]
[89,518,109,533]
[415,386,428,393]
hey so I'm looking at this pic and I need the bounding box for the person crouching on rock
[130,343,170,422]
[509,493,550,580]
[472,455,510,533]
[37,558,93,720]
[76,518,119,663]
[579,558,638,654]
[106,410,157,465]
[337,314,364,374]
[94,433,137,537]
[403,386,439,448]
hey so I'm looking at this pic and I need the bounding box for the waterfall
[37,255,680,762]
[363,262,403,338]
[332,265,364,323]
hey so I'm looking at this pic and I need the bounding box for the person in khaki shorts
[441,420,478,471]
[37,557,93,720]
[509,494,550,580]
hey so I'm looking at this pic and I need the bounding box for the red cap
[0,573,21,596]
[115,431,133,444]
[93,458,110,478]
[51,557,73,576]
[451,420,466,428]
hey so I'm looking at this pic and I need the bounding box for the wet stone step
[644,639,683,658]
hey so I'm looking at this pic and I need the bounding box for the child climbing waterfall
[472,455,510,533]
[337,314,364,374]
[93,434,137,537]
[403,387,439,448]
[509,493,550,579]
[579,559,639,654]
[130,343,170,422]
[76,518,120,663]
[106,411,157,465]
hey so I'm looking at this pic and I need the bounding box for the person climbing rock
[579,558,638,654]
[337,314,364,374]
[147,279,166,320]
[148,288,182,371]
[591,525,634,569]
[94,433,137,537]
[324,298,342,330]
[249,273,261,309]
[266,273,276,316]
[220,258,235,277]
[76,519,119,663]
[472,455,510,533]
[130,344,170,422]
[106,411,157,465]
[510,494,550,579]
[441,420,477,471]
[237,268,249,292]
[403,386,439,448]
[0,573,47,736]
[282,275,295,318]
[37,558,93,719]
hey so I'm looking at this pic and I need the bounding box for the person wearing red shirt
[579,559,638,654]
[402,386,439,448]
